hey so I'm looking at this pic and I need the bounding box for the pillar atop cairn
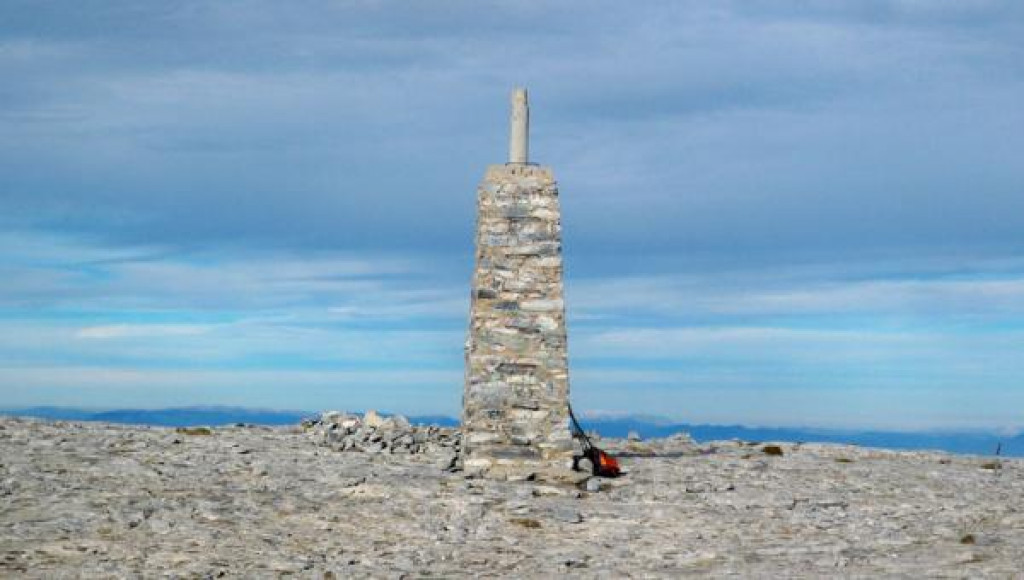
[462,88,575,482]
[508,87,529,164]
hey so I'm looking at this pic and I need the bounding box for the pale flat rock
[2,416,1023,577]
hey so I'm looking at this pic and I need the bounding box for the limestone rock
[304,411,459,456]
[3,415,1023,577]
[576,457,594,474]
[363,410,386,429]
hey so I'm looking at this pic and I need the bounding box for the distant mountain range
[2,406,1017,457]
[575,416,1019,458]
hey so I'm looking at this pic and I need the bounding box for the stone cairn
[304,410,461,467]
[461,88,576,480]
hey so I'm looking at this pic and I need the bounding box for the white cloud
[0,231,457,316]
[3,231,1024,431]
[569,268,1024,320]
[3,0,1024,438]
[76,324,214,339]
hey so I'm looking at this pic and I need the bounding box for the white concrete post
[508,88,529,164]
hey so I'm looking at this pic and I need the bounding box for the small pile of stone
[302,410,461,456]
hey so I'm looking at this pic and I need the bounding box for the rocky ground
[2,414,1023,578]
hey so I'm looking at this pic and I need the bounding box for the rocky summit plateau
[2,414,1023,577]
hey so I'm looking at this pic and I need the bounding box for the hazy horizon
[5,402,1016,433]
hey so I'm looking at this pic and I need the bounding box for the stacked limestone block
[462,163,575,480]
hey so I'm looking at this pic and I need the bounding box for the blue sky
[2,1,1024,431]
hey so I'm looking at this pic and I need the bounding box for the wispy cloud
[3,1,1023,260]
[2,2,1023,430]
[570,269,1024,321]
[2,228,1024,430]
[76,324,214,339]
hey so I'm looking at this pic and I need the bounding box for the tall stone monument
[462,88,575,480]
